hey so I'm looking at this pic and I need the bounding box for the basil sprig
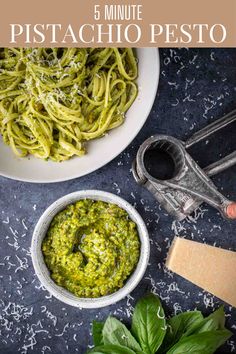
[131,294,166,354]
[89,294,232,354]
[92,320,104,347]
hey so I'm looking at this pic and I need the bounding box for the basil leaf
[131,293,166,354]
[159,311,204,352]
[102,316,142,352]
[189,306,226,334]
[166,329,232,354]
[205,306,225,329]
[88,344,137,354]
[92,321,104,346]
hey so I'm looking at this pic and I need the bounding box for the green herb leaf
[189,306,226,334]
[166,329,232,354]
[92,321,104,346]
[159,311,204,352]
[102,316,142,352]
[131,293,166,354]
[88,344,137,354]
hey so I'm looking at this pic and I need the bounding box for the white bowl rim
[31,190,150,308]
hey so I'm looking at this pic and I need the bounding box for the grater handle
[204,151,236,177]
[226,203,236,219]
[185,109,236,148]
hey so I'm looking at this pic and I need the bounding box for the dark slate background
[0,48,236,354]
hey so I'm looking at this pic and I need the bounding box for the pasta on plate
[0,48,138,161]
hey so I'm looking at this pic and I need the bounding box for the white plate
[0,48,160,183]
[31,190,150,308]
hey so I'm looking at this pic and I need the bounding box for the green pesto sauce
[42,200,140,298]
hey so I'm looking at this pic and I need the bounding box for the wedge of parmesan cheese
[166,237,236,307]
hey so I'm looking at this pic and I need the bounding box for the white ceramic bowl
[31,190,150,308]
[0,48,159,183]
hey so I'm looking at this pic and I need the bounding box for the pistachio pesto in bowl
[42,200,140,298]
[31,190,150,308]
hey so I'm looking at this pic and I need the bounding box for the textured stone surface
[0,48,236,354]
